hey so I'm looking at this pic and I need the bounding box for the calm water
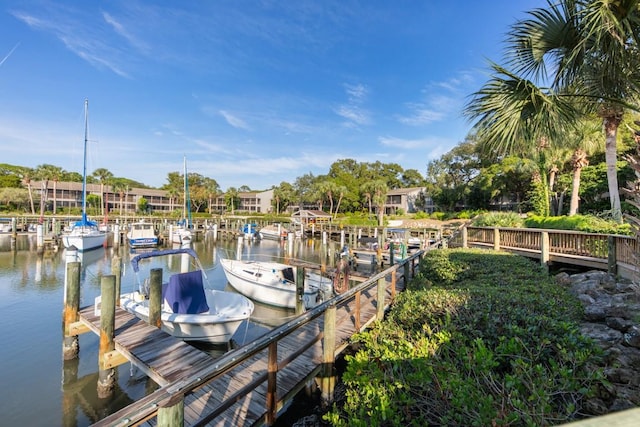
[0,232,350,427]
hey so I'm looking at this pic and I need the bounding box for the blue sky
[1,0,545,191]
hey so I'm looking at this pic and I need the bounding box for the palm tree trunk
[604,117,622,222]
[569,167,582,216]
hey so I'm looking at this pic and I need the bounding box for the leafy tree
[294,172,321,209]
[137,197,148,213]
[400,169,426,187]
[425,140,483,211]
[273,182,296,214]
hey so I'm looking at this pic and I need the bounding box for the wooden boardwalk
[85,255,417,427]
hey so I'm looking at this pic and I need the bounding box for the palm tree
[92,168,113,217]
[19,167,36,215]
[504,0,640,222]
[370,179,388,226]
[333,185,348,217]
[35,164,65,216]
[225,187,239,214]
[465,63,577,216]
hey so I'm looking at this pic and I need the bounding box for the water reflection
[0,230,372,426]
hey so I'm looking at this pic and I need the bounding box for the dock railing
[92,250,424,426]
[450,226,638,280]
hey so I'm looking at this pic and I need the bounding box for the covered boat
[117,248,254,344]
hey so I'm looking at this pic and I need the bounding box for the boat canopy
[73,213,98,228]
[131,248,199,272]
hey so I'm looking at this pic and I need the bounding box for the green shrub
[524,214,632,235]
[325,249,604,426]
[472,211,524,228]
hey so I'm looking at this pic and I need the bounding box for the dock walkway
[82,254,418,426]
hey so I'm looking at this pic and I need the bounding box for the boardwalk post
[493,227,500,251]
[320,304,337,407]
[608,235,617,276]
[295,267,305,315]
[540,231,550,271]
[462,226,468,248]
[404,260,410,286]
[376,277,386,320]
[158,394,184,427]
[265,342,278,425]
[62,261,81,360]
[98,274,116,398]
[111,254,122,306]
[149,268,163,328]
[391,269,397,301]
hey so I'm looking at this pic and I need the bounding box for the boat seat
[163,270,210,314]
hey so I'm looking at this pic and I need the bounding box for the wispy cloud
[335,105,370,126]
[102,11,149,53]
[396,105,444,126]
[379,136,433,149]
[11,8,131,78]
[219,110,250,130]
[335,82,371,126]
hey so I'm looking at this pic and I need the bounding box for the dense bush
[471,211,524,228]
[524,214,632,235]
[325,249,605,426]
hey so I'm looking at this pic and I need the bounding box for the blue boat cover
[163,270,209,314]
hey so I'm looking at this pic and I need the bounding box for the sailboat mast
[183,155,187,220]
[82,99,89,222]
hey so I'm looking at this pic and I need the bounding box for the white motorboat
[219,257,333,309]
[62,99,106,252]
[118,248,254,344]
[259,224,286,240]
[127,220,159,248]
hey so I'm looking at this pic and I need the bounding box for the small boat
[118,248,254,344]
[259,224,287,240]
[127,220,159,248]
[219,257,333,309]
[242,223,258,240]
[62,99,106,252]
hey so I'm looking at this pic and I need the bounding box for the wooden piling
[98,275,116,398]
[608,235,617,276]
[149,268,163,329]
[376,277,385,320]
[62,261,81,360]
[158,394,184,427]
[295,267,305,315]
[111,255,122,307]
[320,304,337,407]
[265,342,278,425]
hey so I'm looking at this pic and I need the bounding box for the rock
[623,325,640,348]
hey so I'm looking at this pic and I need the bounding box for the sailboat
[62,99,107,251]
[171,156,193,245]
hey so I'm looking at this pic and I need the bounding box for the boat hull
[220,259,328,309]
[62,229,106,251]
[119,289,253,344]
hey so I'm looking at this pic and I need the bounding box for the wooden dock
[74,252,422,426]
